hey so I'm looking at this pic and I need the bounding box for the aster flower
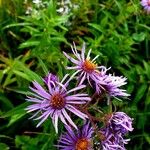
[57,122,94,150]
[43,73,58,85]
[141,0,150,13]
[100,127,129,150]
[108,112,134,134]
[26,74,91,133]
[99,112,133,150]
[96,74,130,98]
[63,43,129,98]
[63,42,107,87]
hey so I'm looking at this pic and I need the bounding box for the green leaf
[138,24,150,31]
[143,61,150,79]
[13,70,31,81]
[145,133,150,144]
[126,4,138,14]
[21,26,40,34]
[7,113,26,127]
[38,58,49,75]
[0,135,13,140]
[7,87,30,95]
[15,135,39,150]
[2,23,32,30]
[3,72,16,87]
[145,88,150,105]
[134,84,147,104]
[2,102,28,118]
[0,70,4,80]
[132,32,146,42]
[88,23,104,33]
[13,61,43,84]
[0,93,14,110]
[1,102,28,127]
[0,143,9,150]
[19,41,40,49]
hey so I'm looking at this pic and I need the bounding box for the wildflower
[97,74,130,98]
[26,74,90,133]
[43,73,58,85]
[100,127,129,150]
[33,0,42,5]
[63,42,107,87]
[57,0,79,15]
[32,0,46,8]
[25,6,33,15]
[108,112,134,134]
[57,122,94,150]
[141,0,150,13]
[99,112,133,150]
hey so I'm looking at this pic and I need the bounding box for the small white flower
[33,0,42,4]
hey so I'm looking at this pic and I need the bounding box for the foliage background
[0,0,150,149]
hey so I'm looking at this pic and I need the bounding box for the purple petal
[62,109,77,129]
[66,105,88,119]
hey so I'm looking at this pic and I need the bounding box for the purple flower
[109,112,134,134]
[63,43,129,97]
[100,127,130,150]
[57,122,94,150]
[96,74,130,98]
[26,74,91,133]
[99,112,133,150]
[44,73,58,85]
[63,42,107,86]
[141,0,150,13]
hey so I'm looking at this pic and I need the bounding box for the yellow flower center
[51,93,65,109]
[82,60,96,73]
[75,138,89,150]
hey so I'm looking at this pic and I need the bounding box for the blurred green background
[0,0,150,149]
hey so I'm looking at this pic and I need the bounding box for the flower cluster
[109,112,134,134]
[24,0,47,15]
[64,43,129,99]
[99,112,133,150]
[57,0,79,16]
[25,42,133,149]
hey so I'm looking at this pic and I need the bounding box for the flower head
[141,0,150,13]
[33,0,42,3]
[100,127,129,150]
[99,112,133,150]
[63,42,107,86]
[26,74,91,133]
[63,43,129,98]
[96,74,130,98]
[109,112,134,134]
[44,73,58,85]
[57,122,94,150]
